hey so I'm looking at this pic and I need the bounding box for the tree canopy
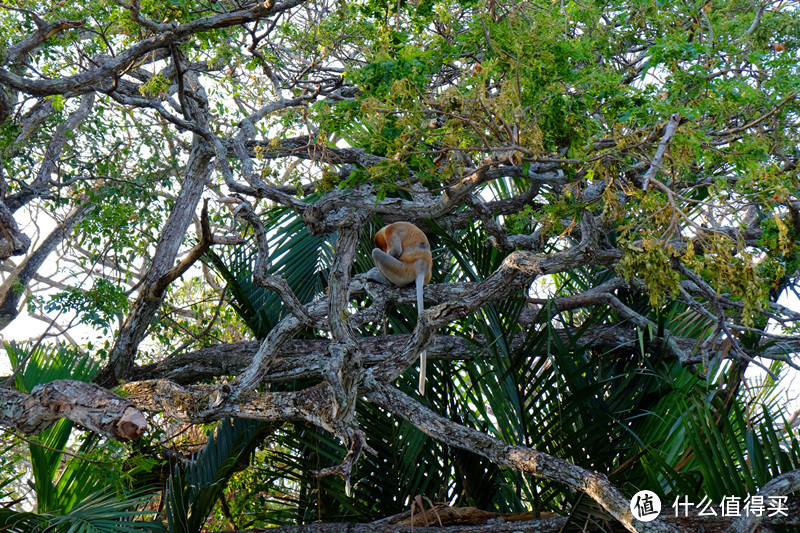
[1,0,800,531]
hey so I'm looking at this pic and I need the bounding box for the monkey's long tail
[416,274,427,396]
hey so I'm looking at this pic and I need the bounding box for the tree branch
[150,199,243,298]
[1,17,86,64]
[731,469,800,533]
[641,113,682,190]
[0,380,146,440]
[365,382,681,533]
[99,132,214,385]
[0,201,30,259]
[0,0,306,97]
[0,203,90,330]
[123,379,348,439]
[6,93,96,212]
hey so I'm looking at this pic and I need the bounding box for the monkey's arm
[386,232,405,258]
[371,248,417,286]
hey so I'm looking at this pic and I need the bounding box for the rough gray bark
[731,469,800,533]
[123,380,345,437]
[0,380,146,440]
[121,373,687,533]
[120,325,713,385]
[99,135,213,385]
[99,68,216,384]
[0,201,30,259]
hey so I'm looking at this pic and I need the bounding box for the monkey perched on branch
[368,222,433,395]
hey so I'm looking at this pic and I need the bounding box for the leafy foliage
[46,279,130,332]
[165,419,274,533]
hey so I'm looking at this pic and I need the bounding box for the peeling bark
[0,381,146,440]
[731,469,800,533]
[123,379,346,438]
[0,201,30,259]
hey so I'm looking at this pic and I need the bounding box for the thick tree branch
[10,99,54,155]
[370,212,622,382]
[731,469,800,533]
[100,131,214,385]
[0,380,146,440]
[0,201,30,259]
[150,199,243,298]
[1,17,86,64]
[123,379,349,439]
[120,322,720,385]
[0,0,306,97]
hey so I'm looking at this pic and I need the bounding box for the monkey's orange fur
[371,222,433,395]
[373,221,432,286]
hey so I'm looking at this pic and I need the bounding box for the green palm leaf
[206,207,334,338]
[0,490,159,533]
[165,418,274,533]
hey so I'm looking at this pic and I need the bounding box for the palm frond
[0,490,160,533]
[4,341,100,394]
[165,418,273,533]
[205,207,334,338]
[2,342,104,513]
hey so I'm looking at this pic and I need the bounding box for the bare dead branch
[641,113,682,190]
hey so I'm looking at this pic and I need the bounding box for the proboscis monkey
[369,222,433,395]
